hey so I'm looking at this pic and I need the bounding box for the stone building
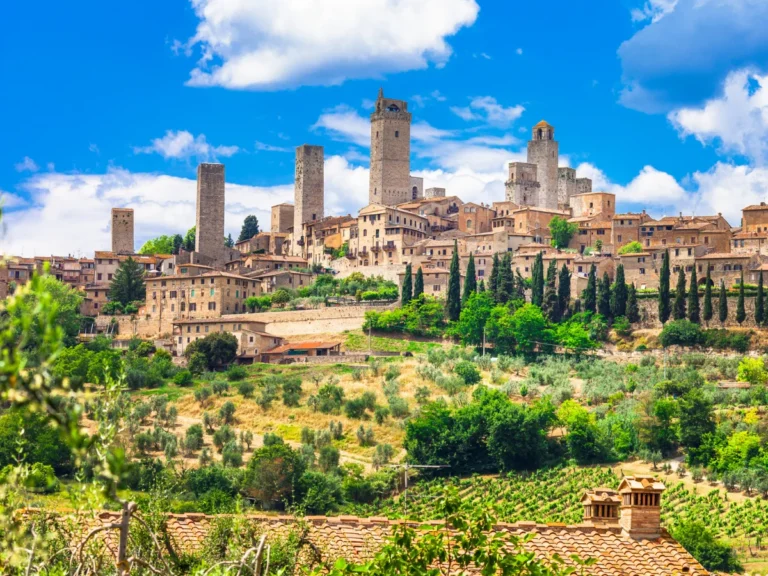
[369,89,412,206]
[271,203,294,233]
[505,162,540,207]
[424,187,445,199]
[409,176,424,201]
[458,202,494,234]
[195,163,226,265]
[570,192,616,219]
[353,204,430,267]
[293,145,324,253]
[252,269,313,294]
[741,202,768,233]
[111,208,134,254]
[511,206,569,241]
[569,215,613,254]
[173,318,283,360]
[695,252,757,287]
[611,212,650,249]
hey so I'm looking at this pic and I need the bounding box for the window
[97,273,102,281]
[395,130,399,138]
[95,291,100,297]
[433,285,440,291]
[205,325,209,333]
[195,325,200,333]
[171,304,175,312]
[191,289,195,297]
[618,235,622,242]
[639,268,645,275]
[189,303,197,311]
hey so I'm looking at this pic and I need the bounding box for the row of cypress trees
[581,263,640,323]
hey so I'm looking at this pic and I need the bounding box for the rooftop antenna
[387,463,449,519]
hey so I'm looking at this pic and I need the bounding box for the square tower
[527,121,559,210]
[111,208,134,254]
[557,167,577,209]
[369,89,412,206]
[195,163,226,264]
[505,162,540,206]
[293,145,324,250]
[271,203,294,233]
[409,176,424,200]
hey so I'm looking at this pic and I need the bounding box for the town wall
[636,296,763,329]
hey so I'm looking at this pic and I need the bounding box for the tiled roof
[742,203,768,211]
[264,341,341,353]
[35,512,708,576]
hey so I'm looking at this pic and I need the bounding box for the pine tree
[756,272,765,325]
[488,253,500,296]
[598,272,612,319]
[478,279,486,293]
[610,264,628,318]
[462,253,477,303]
[109,256,146,306]
[532,252,545,307]
[225,233,234,248]
[583,264,597,314]
[673,268,687,321]
[658,249,671,324]
[718,279,728,325]
[542,259,558,320]
[238,215,260,242]
[447,240,462,321]
[702,266,713,325]
[414,267,424,299]
[557,264,571,322]
[687,267,700,323]
[401,264,413,306]
[736,271,746,325]
[514,270,527,301]
[626,283,640,323]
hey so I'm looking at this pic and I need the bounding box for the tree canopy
[238,215,260,242]
[548,216,578,249]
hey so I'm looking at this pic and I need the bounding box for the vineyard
[347,466,768,545]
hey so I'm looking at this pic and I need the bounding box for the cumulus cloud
[183,0,479,90]
[312,106,370,147]
[618,0,768,112]
[134,130,239,161]
[450,96,525,127]
[669,69,768,164]
[14,156,39,173]
[630,0,678,23]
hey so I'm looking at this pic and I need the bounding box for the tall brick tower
[369,88,412,206]
[527,121,559,210]
[293,145,324,253]
[195,163,226,264]
[111,207,134,254]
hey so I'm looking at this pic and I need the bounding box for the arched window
[412,186,418,199]
[537,128,543,140]
[467,219,473,229]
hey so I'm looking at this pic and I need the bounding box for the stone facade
[557,167,577,208]
[409,176,424,201]
[294,145,324,251]
[741,203,768,233]
[110,208,134,254]
[195,163,226,265]
[173,318,283,358]
[527,121,559,210]
[505,162,540,206]
[369,89,412,206]
[424,187,445,199]
[458,203,494,234]
[271,203,294,233]
[570,192,616,219]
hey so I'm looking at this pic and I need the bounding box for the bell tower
[526,120,559,210]
[369,88,412,206]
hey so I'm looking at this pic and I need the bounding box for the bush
[659,320,702,348]
[317,383,345,414]
[188,352,208,376]
[212,425,236,452]
[388,396,410,418]
[671,520,742,572]
[737,357,767,385]
[195,386,212,405]
[701,329,751,352]
[219,401,236,424]
[226,365,248,381]
[185,425,205,452]
[344,397,369,419]
[173,369,194,386]
[612,316,632,337]
[454,360,481,385]
[237,381,255,398]
[298,471,343,514]
[372,444,394,469]
[282,376,302,407]
[222,440,244,468]
[318,445,340,473]
[184,332,238,370]
[212,380,229,396]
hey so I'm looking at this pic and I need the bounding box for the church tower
[527,121,559,210]
[369,89,412,206]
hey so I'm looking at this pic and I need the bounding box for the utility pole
[387,463,449,518]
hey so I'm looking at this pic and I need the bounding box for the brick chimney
[618,475,666,539]
[581,488,620,525]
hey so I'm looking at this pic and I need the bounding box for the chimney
[618,475,666,539]
[581,488,620,526]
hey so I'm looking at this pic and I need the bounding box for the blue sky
[3,0,768,255]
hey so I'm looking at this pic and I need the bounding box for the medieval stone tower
[293,145,324,250]
[527,121,559,210]
[369,88,412,206]
[111,208,134,254]
[195,163,226,264]
[505,162,540,206]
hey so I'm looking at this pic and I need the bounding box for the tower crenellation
[369,89,412,206]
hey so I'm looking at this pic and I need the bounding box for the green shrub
[659,320,702,348]
[237,381,255,398]
[701,329,750,352]
[454,360,481,385]
[173,369,193,386]
[226,365,248,381]
[219,401,236,424]
[185,425,205,451]
[317,383,345,414]
[188,352,208,375]
[212,380,229,396]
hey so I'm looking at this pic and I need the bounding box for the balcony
[346,251,356,259]
[370,245,381,253]
[384,242,396,250]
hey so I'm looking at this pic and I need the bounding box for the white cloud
[450,96,525,127]
[15,156,39,173]
[312,106,370,146]
[669,69,768,164]
[631,0,678,22]
[516,48,523,55]
[134,130,239,161]
[184,0,479,90]
[254,141,290,153]
[1,191,28,209]
[576,162,686,206]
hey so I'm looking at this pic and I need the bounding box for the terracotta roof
[33,511,707,576]
[264,341,341,354]
[172,318,267,325]
[695,253,751,260]
[253,269,312,278]
[742,203,768,211]
[246,255,308,263]
[732,231,768,240]
[513,206,570,216]
[534,120,553,128]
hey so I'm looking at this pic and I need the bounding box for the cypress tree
[583,264,597,313]
[557,264,571,322]
[414,266,424,299]
[610,264,628,318]
[462,253,477,303]
[736,271,746,325]
[496,254,513,304]
[447,240,462,321]
[718,279,728,325]
[515,270,527,301]
[673,268,687,321]
[598,272,612,319]
[488,253,500,296]
[702,266,713,325]
[478,279,486,293]
[542,259,558,320]
[626,283,640,323]
[687,267,700,323]
[756,272,765,325]
[532,252,545,307]
[658,249,671,324]
[401,263,413,306]
[502,254,515,300]
[573,298,582,314]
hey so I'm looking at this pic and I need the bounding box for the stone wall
[195,163,226,264]
[259,304,394,337]
[331,259,405,284]
[636,295,763,329]
[111,208,134,254]
[294,145,324,244]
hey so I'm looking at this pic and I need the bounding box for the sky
[3,0,768,256]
